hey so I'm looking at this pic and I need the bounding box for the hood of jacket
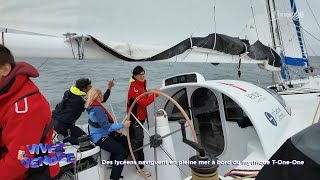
[0,62,39,91]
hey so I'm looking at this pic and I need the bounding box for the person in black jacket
[52,78,114,145]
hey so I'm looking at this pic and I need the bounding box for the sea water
[22,57,320,125]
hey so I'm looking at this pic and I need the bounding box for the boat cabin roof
[161,72,292,158]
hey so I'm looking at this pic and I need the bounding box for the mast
[265,0,276,49]
[269,0,292,86]
[270,0,284,52]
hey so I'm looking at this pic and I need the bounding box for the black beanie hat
[132,66,145,76]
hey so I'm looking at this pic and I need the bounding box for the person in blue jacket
[85,88,130,180]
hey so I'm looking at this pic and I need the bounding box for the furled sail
[89,34,281,67]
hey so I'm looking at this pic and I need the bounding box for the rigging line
[213,0,217,33]
[255,19,271,45]
[206,0,217,65]
[277,21,296,28]
[301,27,310,61]
[305,0,320,32]
[278,21,319,56]
[37,59,49,70]
[250,1,273,45]
[180,47,193,62]
[203,0,218,65]
[267,14,299,32]
[282,34,295,50]
[277,21,303,50]
[301,28,320,45]
[288,67,304,78]
[194,0,217,52]
[213,5,217,51]
[305,36,319,56]
[209,2,218,49]
[300,26,320,43]
[189,33,193,48]
[108,103,117,123]
[312,98,320,124]
[250,0,259,40]
[238,25,248,37]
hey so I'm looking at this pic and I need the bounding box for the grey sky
[0,0,319,55]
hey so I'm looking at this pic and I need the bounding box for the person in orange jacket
[127,66,160,177]
[0,45,60,179]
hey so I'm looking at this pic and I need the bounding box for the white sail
[270,0,307,66]
[295,0,320,57]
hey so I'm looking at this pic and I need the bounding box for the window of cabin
[191,88,224,156]
[164,88,190,121]
[223,94,252,128]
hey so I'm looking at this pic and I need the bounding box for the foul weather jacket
[52,86,111,126]
[127,79,157,121]
[0,62,60,180]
